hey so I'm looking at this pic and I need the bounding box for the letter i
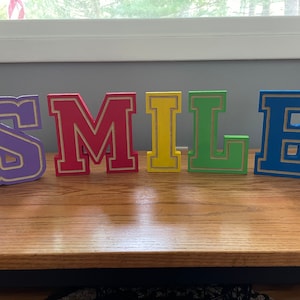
[146,91,181,172]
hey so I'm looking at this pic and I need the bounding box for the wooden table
[1,150,300,286]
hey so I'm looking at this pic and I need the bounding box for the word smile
[0,90,299,185]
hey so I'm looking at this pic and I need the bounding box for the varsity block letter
[48,93,138,176]
[146,91,181,172]
[0,95,46,185]
[188,91,249,174]
[255,90,300,178]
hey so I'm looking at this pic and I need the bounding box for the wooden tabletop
[1,150,300,270]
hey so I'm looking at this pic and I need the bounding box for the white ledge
[1,16,300,62]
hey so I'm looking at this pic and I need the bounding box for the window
[1,0,300,62]
[1,0,300,19]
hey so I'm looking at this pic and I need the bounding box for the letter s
[0,95,46,185]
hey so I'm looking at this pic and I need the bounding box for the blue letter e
[255,90,300,178]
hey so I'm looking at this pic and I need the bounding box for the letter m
[48,93,138,176]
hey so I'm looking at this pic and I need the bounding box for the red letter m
[48,93,138,176]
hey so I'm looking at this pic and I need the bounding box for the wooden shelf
[1,150,300,270]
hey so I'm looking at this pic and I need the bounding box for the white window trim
[1,16,300,62]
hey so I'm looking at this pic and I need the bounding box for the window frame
[1,16,300,63]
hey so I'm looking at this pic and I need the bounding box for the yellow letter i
[146,91,182,172]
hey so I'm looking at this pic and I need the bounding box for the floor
[0,285,300,300]
[255,285,300,300]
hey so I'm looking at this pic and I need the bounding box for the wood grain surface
[1,150,300,270]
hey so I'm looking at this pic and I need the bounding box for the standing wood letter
[0,95,46,185]
[48,93,138,176]
[255,90,300,178]
[188,91,249,174]
[146,91,182,172]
